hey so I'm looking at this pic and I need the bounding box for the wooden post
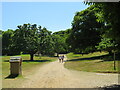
[113,51,116,70]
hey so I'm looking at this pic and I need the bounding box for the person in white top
[61,55,64,63]
[58,55,64,63]
[58,56,62,62]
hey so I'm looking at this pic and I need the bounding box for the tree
[0,30,2,34]
[52,35,65,56]
[84,2,120,70]
[0,30,2,56]
[96,35,117,55]
[85,2,120,52]
[2,29,20,55]
[67,5,103,53]
[13,24,38,60]
[52,29,70,55]
[37,27,54,56]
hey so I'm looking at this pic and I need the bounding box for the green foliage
[0,30,2,56]
[67,5,103,53]
[38,27,54,56]
[0,30,2,34]
[2,24,71,59]
[96,36,116,53]
[85,2,120,52]
[13,24,39,60]
[52,34,66,54]
[2,29,20,55]
[2,30,13,49]
[52,29,71,54]
[13,24,56,60]
[2,2,120,58]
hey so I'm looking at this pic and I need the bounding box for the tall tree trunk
[82,53,84,56]
[30,54,34,61]
[113,52,116,70]
[57,53,59,57]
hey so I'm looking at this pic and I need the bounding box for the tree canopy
[67,5,104,53]
[12,24,39,60]
[2,24,70,60]
[2,2,120,60]
[85,2,120,52]
[2,29,19,55]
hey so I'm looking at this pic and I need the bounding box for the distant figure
[58,55,64,63]
[61,55,64,63]
[58,56,62,63]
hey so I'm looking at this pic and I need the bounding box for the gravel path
[21,56,118,88]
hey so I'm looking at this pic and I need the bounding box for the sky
[2,2,88,32]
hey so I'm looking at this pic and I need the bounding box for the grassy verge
[2,54,57,88]
[64,52,119,73]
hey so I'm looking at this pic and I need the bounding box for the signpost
[9,56,22,75]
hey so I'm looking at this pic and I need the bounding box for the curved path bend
[21,56,118,88]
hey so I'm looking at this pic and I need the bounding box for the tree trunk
[39,53,41,59]
[30,54,34,61]
[113,52,116,70]
[82,53,84,56]
[57,53,59,57]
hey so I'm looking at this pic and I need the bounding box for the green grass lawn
[64,52,119,73]
[2,54,57,88]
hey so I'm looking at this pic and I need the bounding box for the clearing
[18,56,118,88]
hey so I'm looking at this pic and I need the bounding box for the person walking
[58,56,62,63]
[61,55,64,63]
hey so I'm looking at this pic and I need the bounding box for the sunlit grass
[2,54,57,88]
[2,54,57,77]
[65,51,119,73]
[66,51,108,59]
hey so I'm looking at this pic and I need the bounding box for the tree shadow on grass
[5,74,19,79]
[22,60,51,63]
[67,54,115,62]
[3,60,9,62]
[3,59,51,62]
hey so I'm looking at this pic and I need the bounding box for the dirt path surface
[21,56,118,88]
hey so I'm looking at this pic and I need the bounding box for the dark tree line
[66,2,120,56]
[2,24,70,60]
[67,5,104,54]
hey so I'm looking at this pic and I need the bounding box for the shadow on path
[5,74,19,79]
